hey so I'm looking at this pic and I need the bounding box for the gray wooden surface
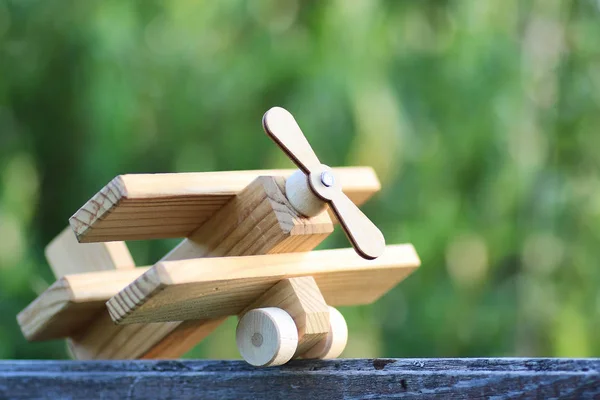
[0,358,598,399]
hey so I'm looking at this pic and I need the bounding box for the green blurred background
[1,0,599,360]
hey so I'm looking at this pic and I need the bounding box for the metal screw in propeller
[262,107,386,260]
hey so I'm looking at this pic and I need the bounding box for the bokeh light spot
[446,234,489,288]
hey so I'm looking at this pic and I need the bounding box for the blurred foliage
[1,0,600,360]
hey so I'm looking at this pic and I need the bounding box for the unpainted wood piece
[69,167,380,243]
[240,277,330,356]
[161,177,332,261]
[107,245,420,325]
[263,107,385,260]
[67,311,182,360]
[262,107,321,174]
[45,226,135,277]
[325,180,386,260]
[2,359,598,399]
[17,268,148,341]
[140,319,226,359]
[301,306,348,360]
[236,307,298,367]
[17,224,139,341]
[68,176,334,360]
[285,170,326,217]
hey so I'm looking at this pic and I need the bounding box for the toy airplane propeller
[263,107,385,260]
[17,107,420,366]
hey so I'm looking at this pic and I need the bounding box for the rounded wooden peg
[302,306,348,360]
[285,169,327,217]
[236,307,299,367]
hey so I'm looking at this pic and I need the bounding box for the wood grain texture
[18,226,138,342]
[107,245,420,325]
[301,306,348,360]
[236,307,299,367]
[240,277,330,357]
[68,311,183,360]
[69,167,380,243]
[68,176,334,360]
[161,177,333,261]
[17,269,148,341]
[0,359,598,399]
[45,226,135,277]
[140,319,226,359]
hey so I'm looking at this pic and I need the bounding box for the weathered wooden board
[107,245,420,325]
[0,358,597,399]
[69,167,380,243]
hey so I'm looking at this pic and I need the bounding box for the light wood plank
[68,176,334,360]
[18,224,139,342]
[107,245,420,325]
[17,268,148,341]
[69,167,380,243]
[161,178,332,261]
[45,227,135,277]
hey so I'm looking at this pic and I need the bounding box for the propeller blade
[329,190,386,260]
[262,107,321,174]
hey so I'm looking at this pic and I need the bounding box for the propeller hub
[308,165,339,202]
[320,171,335,188]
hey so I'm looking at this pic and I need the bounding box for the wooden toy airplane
[17,107,421,366]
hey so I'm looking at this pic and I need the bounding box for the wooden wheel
[236,307,298,367]
[302,306,348,360]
